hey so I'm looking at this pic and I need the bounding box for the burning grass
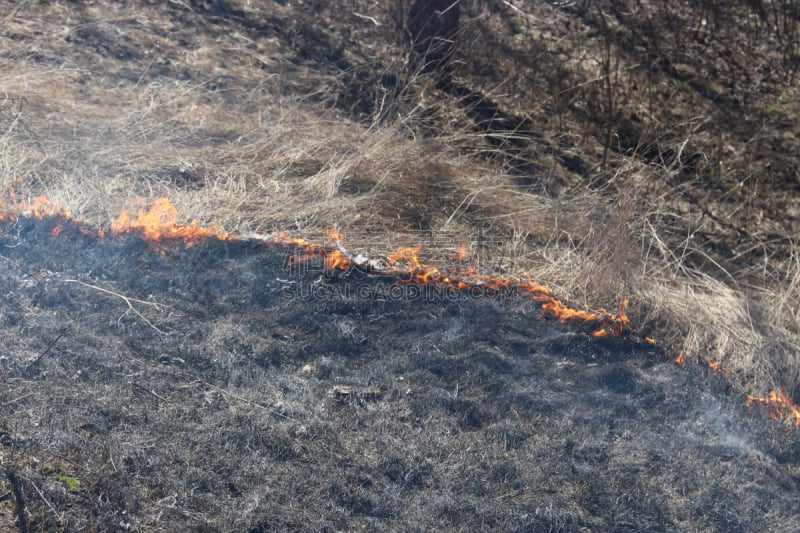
[1,0,799,425]
[3,187,799,427]
[1,214,798,531]
[2,2,799,529]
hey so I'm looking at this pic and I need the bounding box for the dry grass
[1,0,799,411]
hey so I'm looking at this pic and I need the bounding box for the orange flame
[1,178,74,221]
[111,198,227,244]
[385,244,448,284]
[451,244,467,261]
[5,190,800,428]
[29,195,72,219]
[746,389,800,427]
[387,244,424,271]
[325,250,350,271]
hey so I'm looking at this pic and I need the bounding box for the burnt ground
[0,217,798,532]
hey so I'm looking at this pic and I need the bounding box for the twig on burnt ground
[0,254,42,284]
[130,381,168,402]
[210,383,297,421]
[62,279,167,334]
[30,329,65,367]
[29,478,63,525]
[2,254,168,354]
[3,250,167,334]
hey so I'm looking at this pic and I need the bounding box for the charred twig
[29,478,63,525]
[199,381,296,421]
[61,279,167,334]
[2,257,169,332]
[3,393,33,407]
[130,382,168,402]
[0,254,41,283]
[500,0,526,17]
[30,330,65,367]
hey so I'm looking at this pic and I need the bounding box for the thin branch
[199,381,296,421]
[3,393,33,406]
[3,252,170,332]
[131,382,168,402]
[31,330,65,367]
[29,478,64,525]
[353,12,381,26]
[61,279,167,334]
[0,254,41,283]
[500,0,527,17]
[440,1,460,16]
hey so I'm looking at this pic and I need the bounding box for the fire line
[1,191,799,427]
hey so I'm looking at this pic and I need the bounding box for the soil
[1,217,799,531]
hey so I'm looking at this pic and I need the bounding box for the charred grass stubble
[0,2,800,531]
[0,0,798,466]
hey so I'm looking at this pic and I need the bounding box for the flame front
[1,178,74,221]
[746,389,800,427]
[451,244,467,261]
[111,198,227,244]
[388,244,425,271]
[4,188,800,428]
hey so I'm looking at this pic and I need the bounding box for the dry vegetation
[2,2,800,530]
[1,1,800,411]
